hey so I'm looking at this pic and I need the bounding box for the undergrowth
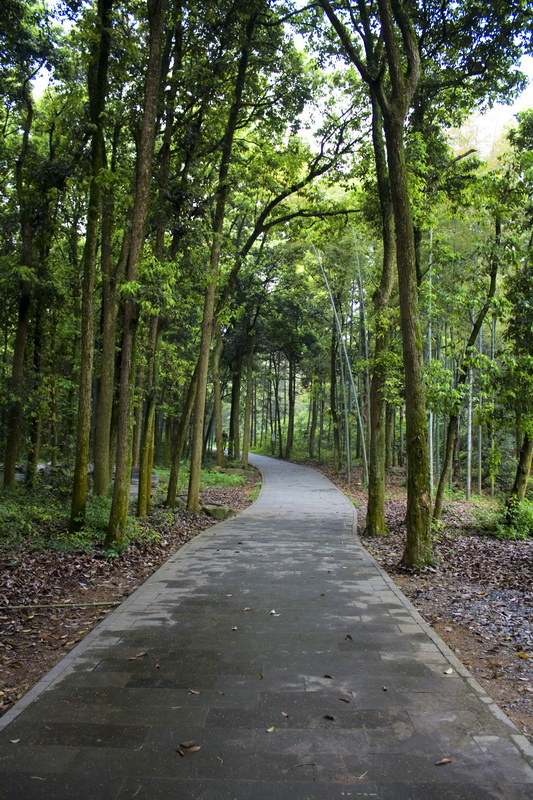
[0,464,248,557]
[474,497,533,541]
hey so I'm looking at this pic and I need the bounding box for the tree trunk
[241,332,254,468]
[106,0,167,547]
[25,297,46,488]
[383,111,431,566]
[318,0,430,564]
[365,94,395,537]
[4,293,31,486]
[466,367,473,500]
[229,355,242,461]
[187,14,257,510]
[166,367,198,507]
[212,328,226,468]
[508,432,533,505]
[93,124,123,495]
[433,217,500,520]
[137,317,162,518]
[70,0,112,529]
[284,358,296,460]
[273,368,284,458]
[330,326,341,475]
[4,83,34,488]
[308,380,318,459]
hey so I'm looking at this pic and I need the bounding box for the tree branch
[424,148,478,194]
[317,0,374,85]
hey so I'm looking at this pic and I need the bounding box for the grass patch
[248,482,262,502]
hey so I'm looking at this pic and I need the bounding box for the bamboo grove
[1,0,533,566]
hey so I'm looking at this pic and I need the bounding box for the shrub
[478,497,533,541]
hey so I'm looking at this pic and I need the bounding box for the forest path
[0,453,532,799]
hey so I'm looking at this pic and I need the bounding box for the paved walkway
[1,454,532,799]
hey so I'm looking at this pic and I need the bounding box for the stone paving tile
[0,775,124,800]
[378,784,509,800]
[115,778,383,799]
[0,453,532,799]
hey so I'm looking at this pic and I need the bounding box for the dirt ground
[2,463,532,747]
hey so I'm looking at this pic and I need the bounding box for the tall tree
[318,0,432,566]
[106,0,167,547]
[70,0,113,529]
[501,111,533,507]
[1,0,57,486]
[187,6,260,511]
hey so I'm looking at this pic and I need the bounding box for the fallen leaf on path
[266,726,275,732]
[128,652,148,661]
[339,697,350,703]
[177,742,201,755]
[324,714,335,720]
[435,758,452,766]
[444,668,454,675]
[188,689,201,695]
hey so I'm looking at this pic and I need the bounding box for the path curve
[0,454,532,798]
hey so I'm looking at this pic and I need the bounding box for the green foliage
[59,495,116,552]
[154,464,246,495]
[249,482,262,502]
[424,360,466,416]
[474,497,533,541]
[198,469,245,489]
[0,486,139,555]
[0,487,68,552]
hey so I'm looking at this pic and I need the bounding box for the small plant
[177,467,245,491]
[498,497,533,540]
[431,517,446,540]
[200,469,245,488]
[0,489,68,552]
[249,482,262,502]
[477,497,533,541]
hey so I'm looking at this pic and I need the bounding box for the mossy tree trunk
[4,84,34,489]
[106,0,167,547]
[93,123,124,496]
[187,13,257,511]
[242,332,255,468]
[330,325,341,476]
[508,433,533,505]
[365,94,395,537]
[166,366,198,507]
[137,317,162,518]
[213,328,226,468]
[70,0,113,529]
